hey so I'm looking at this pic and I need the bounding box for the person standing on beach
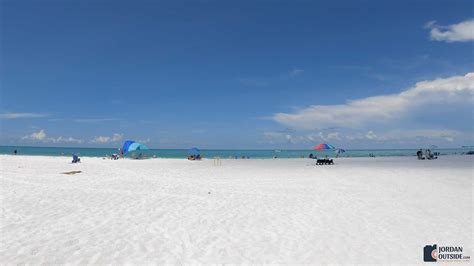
[13,149,17,155]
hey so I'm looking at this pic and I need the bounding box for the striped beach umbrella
[313,143,335,150]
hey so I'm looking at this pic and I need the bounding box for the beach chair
[316,159,334,165]
[316,158,334,165]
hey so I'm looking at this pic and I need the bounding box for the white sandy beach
[0,155,472,264]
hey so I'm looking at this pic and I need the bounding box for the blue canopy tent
[128,142,148,152]
[187,147,202,160]
[122,140,135,153]
[122,140,149,159]
[188,147,200,156]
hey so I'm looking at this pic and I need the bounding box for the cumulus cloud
[262,131,342,145]
[365,131,377,140]
[91,133,123,143]
[363,129,461,142]
[21,129,83,143]
[91,136,111,143]
[138,138,151,144]
[111,134,123,141]
[425,19,474,42]
[326,132,341,141]
[48,136,84,144]
[261,128,464,146]
[0,112,48,119]
[22,129,46,141]
[342,129,460,142]
[262,131,295,144]
[272,72,474,129]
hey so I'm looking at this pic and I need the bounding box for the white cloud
[138,138,151,144]
[262,131,340,145]
[371,129,460,142]
[365,131,377,140]
[326,132,341,141]
[289,68,304,78]
[21,130,83,143]
[91,136,110,143]
[91,133,123,144]
[425,19,474,42]
[344,129,461,143]
[262,132,296,144]
[22,129,46,141]
[0,112,48,119]
[272,72,474,129]
[111,133,123,142]
[48,136,84,144]
[262,128,464,147]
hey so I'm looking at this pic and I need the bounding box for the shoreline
[1,153,472,159]
[1,144,467,150]
[2,146,472,160]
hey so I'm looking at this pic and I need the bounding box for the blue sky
[1,0,473,149]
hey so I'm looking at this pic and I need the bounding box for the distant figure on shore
[13,149,17,155]
[187,154,202,160]
[425,149,438,160]
[72,153,81,163]
[309,153,314,159]
[417,149,424,160]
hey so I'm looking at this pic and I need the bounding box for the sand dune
[0,155,472,264]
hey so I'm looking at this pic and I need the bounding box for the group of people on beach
[187,154,202,160]
[417,149,438,160]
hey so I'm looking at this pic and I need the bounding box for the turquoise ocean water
[1,146,472,159]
